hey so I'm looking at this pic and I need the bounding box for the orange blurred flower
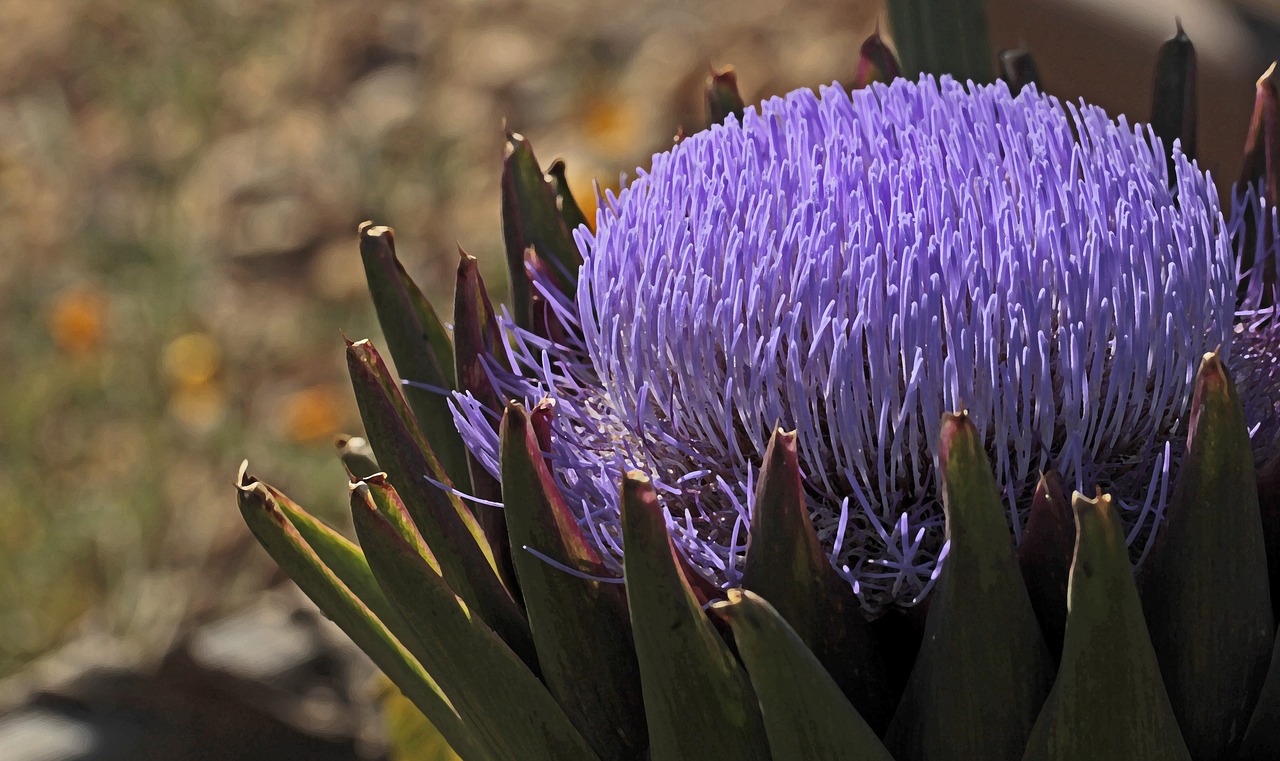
[48,285,107,355]
[282,384,348,444]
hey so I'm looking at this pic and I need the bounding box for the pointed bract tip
[1261,62,1278,89]
[361,471,392,488]
[938,410,977,452]
[236,459,254,489]
[853,31,903,89]
[1174,17,1186,38]
[1071,490,1116,519]
[500,401,531,438]
[1196,350,1230,389]
[769,428,798,450]
[710,65,737,81]
[360,223,392,240]
[235,474,286,524]
[504,130,528,155]
[709,587,760,619]
[349,480,375,505]
[1036,469,1065,494]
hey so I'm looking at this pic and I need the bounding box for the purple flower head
[451,76,1240,611]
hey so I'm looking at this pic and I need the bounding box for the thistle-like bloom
[452,76,1240,610]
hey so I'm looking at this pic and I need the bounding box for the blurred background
[0,0,1274,758]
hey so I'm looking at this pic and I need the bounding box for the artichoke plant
[236,11,1280,761]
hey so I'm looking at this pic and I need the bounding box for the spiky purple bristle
[451,76,1239,610]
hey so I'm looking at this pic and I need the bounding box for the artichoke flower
[236,19,1280,761]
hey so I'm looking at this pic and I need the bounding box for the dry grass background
[0,0,1268,690]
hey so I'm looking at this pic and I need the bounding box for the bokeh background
[0,0,1275,757]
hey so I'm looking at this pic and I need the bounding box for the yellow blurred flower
[582,96,642,158]
[169,384,228,431]
[163,333,226,431]
[163,333,221,388]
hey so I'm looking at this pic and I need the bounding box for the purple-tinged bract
[1230,182,1280,462]
[451,76,1237,610]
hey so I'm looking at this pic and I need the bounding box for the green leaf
[1150,21,1197,177]
[885,412,1052,761]
[1016,470,1073,660]
[546,160,592,236]
[705,67,745,127]
[852,31,901,89]
[501,132,581,329]
[1139,352,1273,759]
[885,0,992,83]
[500,404,646,760]
[346,339,532,660]
[235,468,482,761]
[1022,492,1192,761]
[357,223,468,489]
[714,589,895,761]
[620,471,769,761]
[351,481,597,761]
[739,428,889,731]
